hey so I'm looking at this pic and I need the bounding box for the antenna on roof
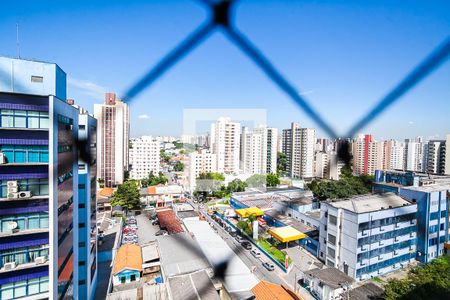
[16,23,21,59]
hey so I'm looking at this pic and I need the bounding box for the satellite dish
[7,221,18,230]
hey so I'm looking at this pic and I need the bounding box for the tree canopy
[110,180,141,211]
[173,161,185,172]
[246,174,280,188]
[141,171,168,187]
[277,152,288,175]
[384,256,450,300]
[309,166,373,200]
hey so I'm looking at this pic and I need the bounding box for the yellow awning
[235,207,264,218]
[268,226,306,243]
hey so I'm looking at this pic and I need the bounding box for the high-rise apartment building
[404,138,428,172]
[94,93,130,187]
[446,134,450,175]
[282,123,315,178]
[0,57,97,300]
[129,136,160,180]
[383,140,405,170]
[210,117,240,174]
[352,134,384,175]
[240,126,278,175]
[188,149,217,190]
[427,140,446,174]
[76,113,98,300]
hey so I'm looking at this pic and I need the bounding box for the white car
[251,249,261,258]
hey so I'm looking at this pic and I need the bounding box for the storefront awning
[268,226,306,243]
[235,207,264,218]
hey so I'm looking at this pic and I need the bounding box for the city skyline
[0,0,449,139]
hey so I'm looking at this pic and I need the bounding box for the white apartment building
[352,135,383,176]
[319,193,417,281]
[405,139,428,172]
[241,126,278,175]
[210,117,241,174]
[282,123,316,178]
[94,93,130,187]
[314,151,329,178]
[383,140,405,170]
[427,140,446,174]
[129,136,160,180]
[446,134,450,175]
[188,149,217,189]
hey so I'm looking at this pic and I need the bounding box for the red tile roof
[156,208,184,234]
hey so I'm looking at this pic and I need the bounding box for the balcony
[0,228,49,238]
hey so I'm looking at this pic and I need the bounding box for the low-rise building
[112,244,143,286]
[302,267,354,300]
[319,193,417,280]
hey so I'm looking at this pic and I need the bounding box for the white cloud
[138,114,150,119]
[298,90,314,96]
[67,76,108,99]
[408,121,414,125]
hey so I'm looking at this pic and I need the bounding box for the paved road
[189,199,316,300]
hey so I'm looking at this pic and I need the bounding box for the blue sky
[0,0,449,139]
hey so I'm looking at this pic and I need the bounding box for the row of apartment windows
[430,211,447,220]
[0,110,49,129]
[0,179,49,198]
[0,245,49,268]
[357,239,416,262]
[429,236,447,246]
[357,226,416,247]
[356,252,415,277]
[0,276,49,300]
[358,213,416,231]
[0,145,49,163]
[429,223,445,234]
[0,213,49,233]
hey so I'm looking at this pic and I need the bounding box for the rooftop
[232,188,314,209]
[326,193,413,214]
[348,282,384,300]
[141,243,159,263]
[264,209,317,233]
[268,226,307,243]
[183,219,259,293]
[157,232,212,277]
[305,267,355,289]
[156,208,185,234]
[251,281,301,300]
[113,244,143,274]
[401,182,450,193]
[98,187,114,198]
[168,270,220,300]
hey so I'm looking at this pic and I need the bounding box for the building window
[78,184,86,189]
[78,280,86,286]
[79,223,85,228]
[31,76,44,83]
[0,145,49,163]
[328,215,337,225]
[79,203,86,209]
[0,276,48,299]
[79,242,86,248]
[328,234,336,245]
[327,247,336,257]
[0,109,49,129]
[0,213,49,232]
[79,261,86,266]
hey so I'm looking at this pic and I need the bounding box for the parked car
[235,235,244,243]
[262,262,275,271]
[151,220,159,226]
[250,249,261,258]
[126,219,137,224]
[155,230,168,236]
[126,224,138,229]
[241,241,252,250]
[122,237,138,244]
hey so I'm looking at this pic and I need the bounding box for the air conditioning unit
[35,256,47,265]
[7,186,18,193]
[7,193,19,199]
[0,153,6,164]
[7,181,18,188]
[3,262,16,270]
[18,191,32,199]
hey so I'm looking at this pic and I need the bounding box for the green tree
[226,179,247,193]
[266,174,280,187]
[141,171,168,187]
[277,152,288,175]
[246,174,267,188]
[173,161,185,172]
[110,180,141,213]
[384,256,450,300]
[194,172,226,201]
[160,149,171,163]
